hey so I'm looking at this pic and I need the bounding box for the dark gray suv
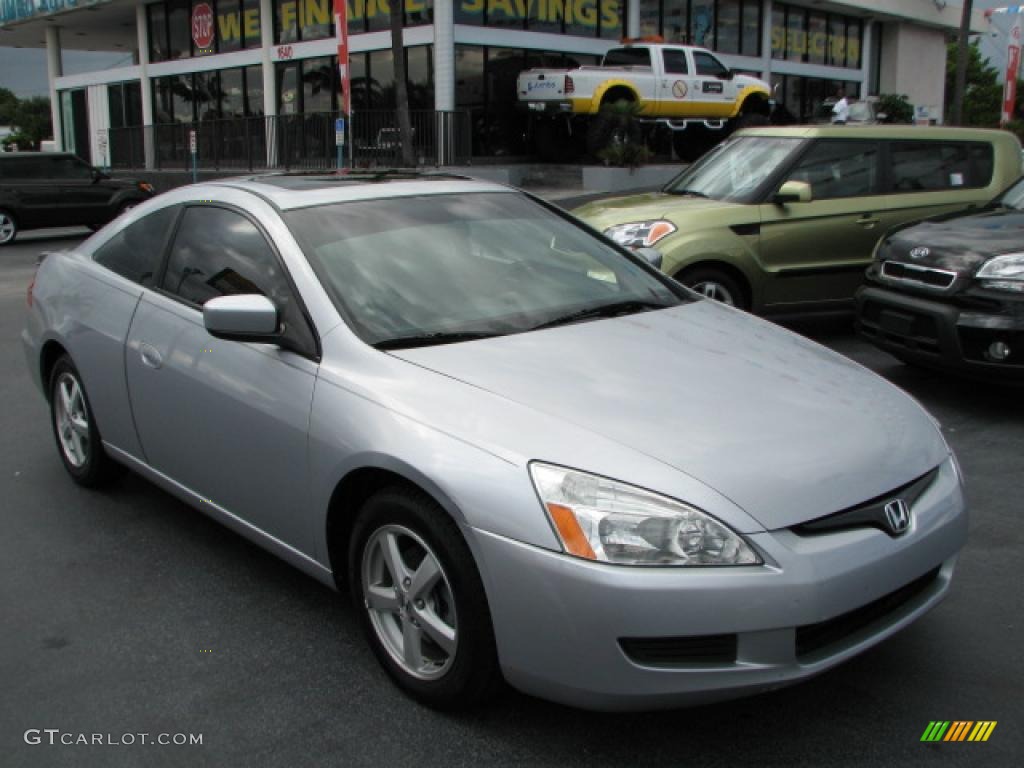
[0,153,154,245]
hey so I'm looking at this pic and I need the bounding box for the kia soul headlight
[604,220,677,249]
[530,463,761,566]
[977,253,1024,292]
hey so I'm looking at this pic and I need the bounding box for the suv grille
[619,634,738,666]
[881,261,957,290]
[795,567,940,658]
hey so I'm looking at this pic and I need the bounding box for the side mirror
[721,69,735,80]
[773,180,812,205]
[203,294,280,343]
[91,168,108,182]
[635,247,663,270]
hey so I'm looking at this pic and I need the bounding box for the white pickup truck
[517,43,772,160]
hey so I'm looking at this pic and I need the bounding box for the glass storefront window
[302,57,336,114]
[455,0,620,37]
[219,67,245,117]
[276,0,332,43]
[690,1,713,47]
[368,50,396,110]
[827,14,846,67]
[218,0,243,54]
[740,0,759,56]
[406,45,434,110]
[785,5,803,62]
[846,20,862,69]
[167,0,191,60]
[277,63,300,115]
[807,12,826,66]
[245,65,265,115]
[716,0,739,54]
[148,3,169,62]
[598,0,624,39]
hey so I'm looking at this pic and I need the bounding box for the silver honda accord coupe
[23,174,967,711]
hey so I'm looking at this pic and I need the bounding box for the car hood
[572,193,742,232]
[882,207,1024,275]
[392,301,947,530]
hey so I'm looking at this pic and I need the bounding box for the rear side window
[889,141,987,192]
[603,48,651,68]
[662,50,688,75]
[785,140,880,199]
[93,206,177,286]
[0,157,44,178]
[162,205,315,354]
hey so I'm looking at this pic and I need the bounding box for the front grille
[795,567,941,658]
[881,261,957,290]
[620,634,738,666]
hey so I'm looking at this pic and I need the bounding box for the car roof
[736,125,1018,143]
[211,171,514,210]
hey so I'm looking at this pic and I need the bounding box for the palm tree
[389,1,415,166]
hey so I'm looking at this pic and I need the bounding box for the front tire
[48,355,115,486]
[349,487,501,709]
[0,209,17,246]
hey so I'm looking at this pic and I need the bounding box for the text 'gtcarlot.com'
[24,730,203,746]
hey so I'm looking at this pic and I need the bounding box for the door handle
[856,215,880,229]
[139,343,163,370]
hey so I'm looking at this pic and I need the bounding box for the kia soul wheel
[349,487,500,709]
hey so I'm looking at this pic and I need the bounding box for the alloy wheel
[362,524,458,681]
[0,213,15,244]
[54,372,90,468]
[691,280,737,306]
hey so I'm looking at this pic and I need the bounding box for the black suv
[0,153,154,245]
[856,176,1024,380]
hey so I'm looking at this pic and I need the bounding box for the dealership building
[0,0,986,167]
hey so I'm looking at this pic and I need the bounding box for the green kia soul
[573,126,1022,313]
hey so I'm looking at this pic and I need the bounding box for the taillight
[564,75,574,95]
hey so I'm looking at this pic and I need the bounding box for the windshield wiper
[372,331,500,350]
[666,188,710,198]
[531,300,671,331]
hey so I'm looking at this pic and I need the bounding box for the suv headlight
[604,220,677,249]
[530,463,761,566]
[977,252,1024,292]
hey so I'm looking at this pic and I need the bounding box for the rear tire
[586,100,642,158]
[349,486,501,710]
[678,266,749,310]
[48,355,116,487]
[0,209,17,246]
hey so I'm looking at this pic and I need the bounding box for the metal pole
[953,0,974,125]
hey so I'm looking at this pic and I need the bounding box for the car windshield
[997,176,1024,209]
[284,192,685,348]
[664,136,803,202]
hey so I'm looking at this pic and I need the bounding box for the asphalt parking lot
[1,229,1021,768]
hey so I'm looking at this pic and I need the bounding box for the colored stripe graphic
[921,721,997,742]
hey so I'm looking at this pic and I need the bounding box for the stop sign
[191,3,215,50]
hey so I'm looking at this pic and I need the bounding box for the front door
[757,139,884,309]
[690,50,738,118]
[125,204,320,555]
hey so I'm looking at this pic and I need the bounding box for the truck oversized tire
[672,126,717,163]
[586,101,642,158]
[730,112,771,133]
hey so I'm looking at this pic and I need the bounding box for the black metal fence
[107,110,472,171]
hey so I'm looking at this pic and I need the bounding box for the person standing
[832,89,850,124]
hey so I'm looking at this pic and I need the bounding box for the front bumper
[856,284,1024,380]
[474,457,966,711]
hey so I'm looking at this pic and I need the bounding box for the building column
[136,3,156,169]
[433,0,455,112]
[627,0,640,38]
[860,19,873,100]
[45,25,63,151]
[260,0,278,166]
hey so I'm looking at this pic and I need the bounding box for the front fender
[659,229,765,307]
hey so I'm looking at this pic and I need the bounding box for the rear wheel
[349,486,501,709]
[586,100,642,158]
[0,209,17,246]
[678,267,748,309]
[48,355,115,486]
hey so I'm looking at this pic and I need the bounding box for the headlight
[604,220,677,249]
[529,463,761,566]
[138,182,155,194]
[977,252,1024,292]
